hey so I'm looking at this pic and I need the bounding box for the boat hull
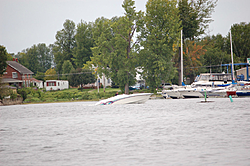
[178,89,203,98]
[162,90,183,99]
[236,90,250,97]
[95,93,152,105]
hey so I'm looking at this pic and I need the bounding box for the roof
[30,78,43,83]
[1,78,23,83]
[7,61,34,74]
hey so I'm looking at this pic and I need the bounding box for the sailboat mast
[230,30,235,81]
[181,30,183,84]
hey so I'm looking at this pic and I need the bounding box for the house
[44,80,69,91]
[31,78,43,89]
[2,59,34,88]
[236,67,250,81]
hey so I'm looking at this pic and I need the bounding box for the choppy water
[0,98,250,166]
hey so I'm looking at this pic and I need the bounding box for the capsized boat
[95,93,153,105]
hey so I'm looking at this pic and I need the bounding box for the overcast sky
[1,0,250,54]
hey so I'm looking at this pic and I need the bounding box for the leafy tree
[53,19,76,73]
[140,0,181,91]
[0,45,8,75]
[6,53,13,61]
[68,68,95,88]
[36,43,51,73]
[87,0,144,94]
[228,22,250,63]
[74,21,94,68]
[183,40,206,80]
[34,71,45,82]
[44,68,57,80]
[178,0,217,40]
[62,60,74,79]
[17,44,52,74]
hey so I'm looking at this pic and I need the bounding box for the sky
[0,0,250,54]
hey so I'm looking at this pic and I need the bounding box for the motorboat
[161,85,183,99]
[235,83,250,97]
[95,93,153,105]
[178,87,204,98]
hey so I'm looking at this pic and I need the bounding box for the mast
[230,30,235,81]
[181,30,183,84]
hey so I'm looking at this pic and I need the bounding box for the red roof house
[1,60,34,88]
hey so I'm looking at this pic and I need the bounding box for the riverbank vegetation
[17,87,152,104]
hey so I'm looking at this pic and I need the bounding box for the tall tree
[62,60,74,79]
[87,0,144,94]
[37,43,51,73]
[17,44,52,74]
[178,0,217,40]
[228,22,250,63]
[74,21,94,68]
[140,0,181,90]
[53,19,76,73]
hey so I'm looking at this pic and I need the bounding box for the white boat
[177,86,204,98]
[161,85,183,99]
[95,93,152,105]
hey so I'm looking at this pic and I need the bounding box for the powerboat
[95,93,152,105]
[161,85,183,99]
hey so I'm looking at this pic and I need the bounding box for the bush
[24,97,41,103]
[10,92,17,100]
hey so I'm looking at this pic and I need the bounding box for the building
[2,60,34,88]
[236,67,250,81]
[44,80,69,91]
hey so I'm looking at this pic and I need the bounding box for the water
[0,98,250,166]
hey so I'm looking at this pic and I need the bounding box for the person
[115,92,119,96]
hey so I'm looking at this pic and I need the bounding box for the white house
[44,80,69,91]
[31,78,43,89]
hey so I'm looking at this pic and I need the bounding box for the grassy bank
[23,87,119,104]
[19,87,156,104]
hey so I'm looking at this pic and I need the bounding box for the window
[30,75,32,78]
[27,75,29,79]
[47,82,56,86]
[58,82,60,86]
[12,72,18,78]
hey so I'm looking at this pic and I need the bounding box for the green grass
[22,87,156,104]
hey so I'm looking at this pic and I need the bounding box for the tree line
[2,0,250,93]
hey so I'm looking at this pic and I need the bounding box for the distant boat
[95,93,152,105]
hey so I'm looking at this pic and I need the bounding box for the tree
[17,44,52,74]
[62,60,74,79]
[178,0,217,40]
[44,68,57,80]
[183,40,206,80]
[36,43,51,73]
[74,21,94,68]
[87,0,144,94]
[53,19,76,73]
[68,68,95,88]
[0,45,8,75]
[228,22,250,63]
[140,0,181,90]
[34,71,45,82]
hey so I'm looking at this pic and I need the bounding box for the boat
[95,93,153,105]
[161,85,183,99]
[235,83,250,97]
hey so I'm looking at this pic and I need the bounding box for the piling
[229,95,233,102]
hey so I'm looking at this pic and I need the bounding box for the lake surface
[1,98,250,166]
